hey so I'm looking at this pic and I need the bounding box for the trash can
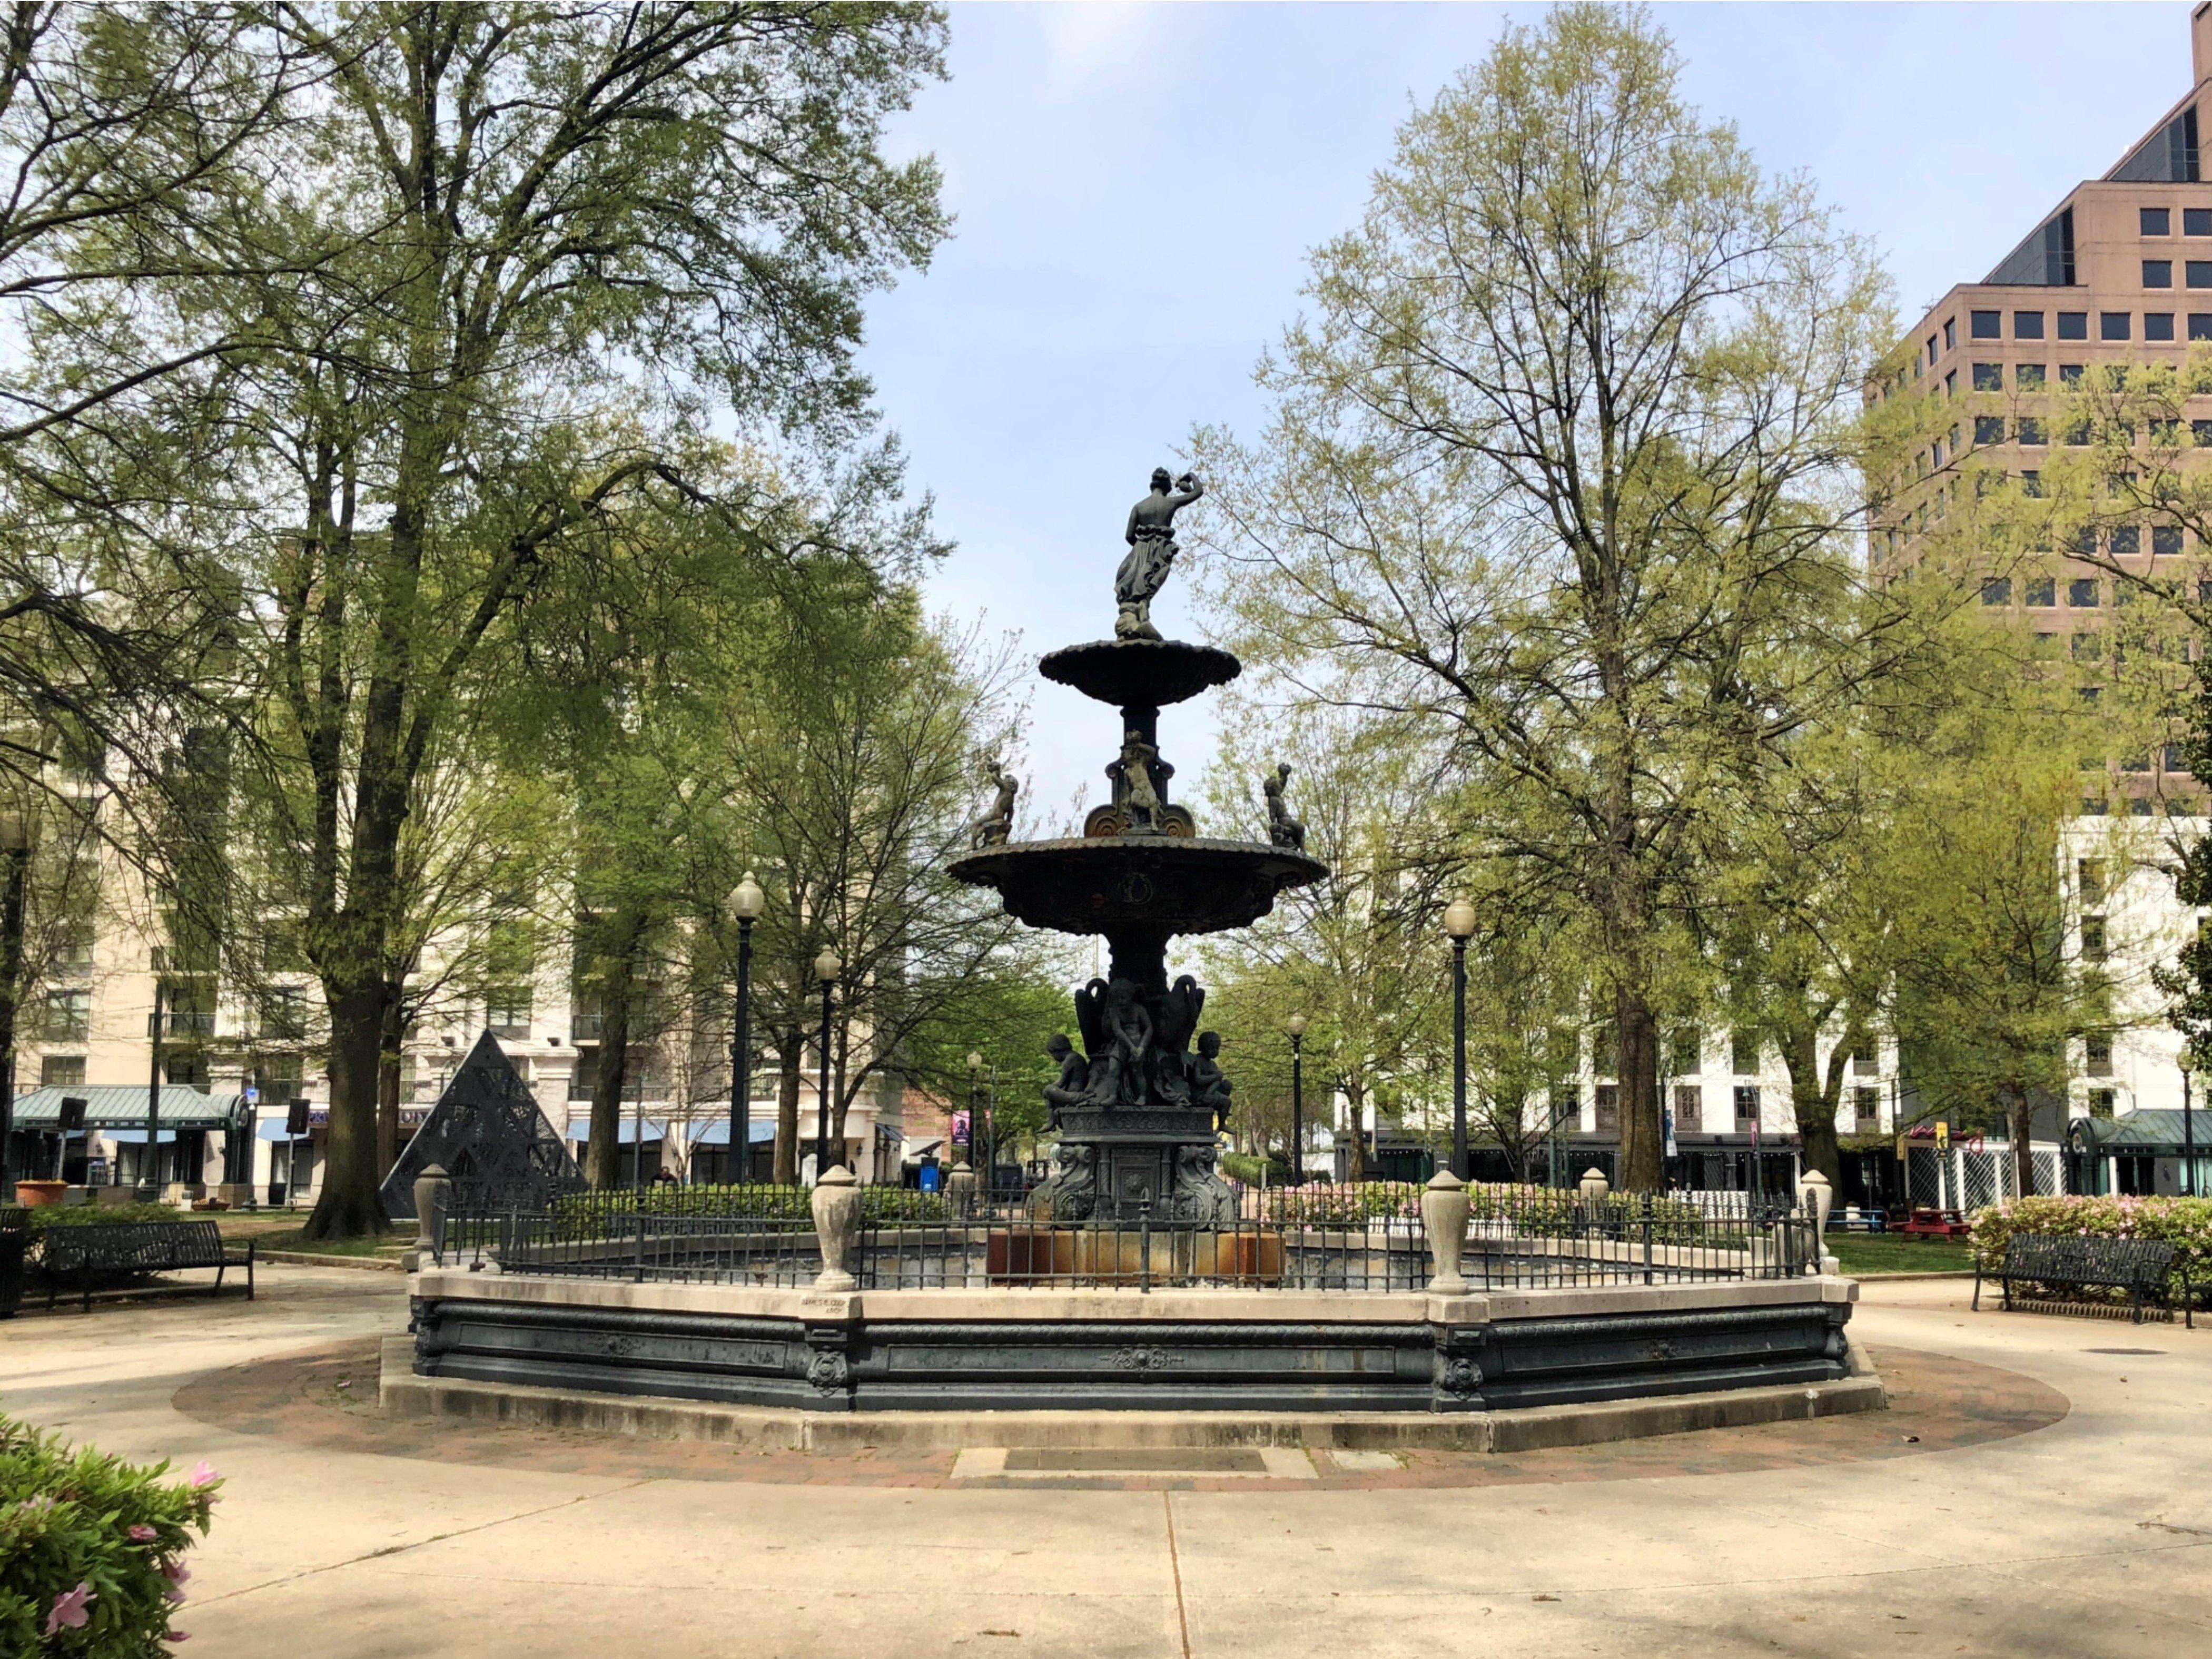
[0,1207,28,1319]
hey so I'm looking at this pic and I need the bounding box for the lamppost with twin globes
[813,945,841,1179]
[1443,897,1477,1181]
[728,872,764,1186]
[1285,1012,1308,1186]
[966,1050,982,1179]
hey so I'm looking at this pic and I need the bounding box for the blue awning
[686,1119,777,1147]
[103,1128,191,1144]
[256,1119,315,1141]
[565,1118,667,1145]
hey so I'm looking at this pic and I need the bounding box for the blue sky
[857,2,2193,822]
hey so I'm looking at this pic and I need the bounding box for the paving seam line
[1163,1491,1192,1659]
[191,1478,661,1608]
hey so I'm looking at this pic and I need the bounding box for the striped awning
[11,1085,245,1130]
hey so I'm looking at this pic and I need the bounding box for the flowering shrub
[1969,1194,2212,1300]
[550,1185,949,1224]
[0,1415,218,1654]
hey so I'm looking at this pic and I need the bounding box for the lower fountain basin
[947,836,1326,935]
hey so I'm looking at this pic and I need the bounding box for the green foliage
[0,1414,219,1655]
[18,1204,182,1239]
[551,1185,950,1223]
[1969,1194,2212,1301]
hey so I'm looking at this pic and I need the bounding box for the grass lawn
[213,1216,408,1257]
[1829,1233,1974,1275]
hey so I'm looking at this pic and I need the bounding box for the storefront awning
[685,1119,776,1147]
[11,1085,245,1130]
[566,1118,666,1145]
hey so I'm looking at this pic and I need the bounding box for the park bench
[41,1220,254,1314]
[1832,1208,1886,1233]
[1972,1233,2190,1327]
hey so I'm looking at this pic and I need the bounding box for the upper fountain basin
[947,835,1326,936]
[1039,639,1241,709]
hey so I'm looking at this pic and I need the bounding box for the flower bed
[1969,1194,2212,1301]
[1,1415,219,1654]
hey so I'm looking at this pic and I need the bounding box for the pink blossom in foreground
[186,1461,219,1488]
[129,1523,159,1542]
[44,1583,94,1634]
[161,1561,191,1585]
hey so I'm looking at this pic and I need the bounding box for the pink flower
[162,1561,191,1586]
[129,1523,159,1542]
[170,1632,191,1643]
[165,1584,187,1604]
[45,1582,94,1634]
[186,1461,219,1489]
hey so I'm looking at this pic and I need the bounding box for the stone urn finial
[1578,1167,1611,1207]
[811,1164,862,1291]
[403,1163,452,1273]
[1420,1169,1470,1294]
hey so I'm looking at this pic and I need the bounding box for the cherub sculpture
[1117,730,1163,833]
[1115,468,1203,640]
[1263,762,1306,852]
[967,757,1019,850]
[1191,1030,1233,1129]
[1095,976,1153,1106]
[1042,1032,1091,1130]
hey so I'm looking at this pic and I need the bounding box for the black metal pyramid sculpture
[379,1030,584,1220]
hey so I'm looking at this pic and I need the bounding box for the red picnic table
[1898,1206,1970,1239]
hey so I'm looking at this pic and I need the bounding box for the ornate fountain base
[1030,1104,1239,1226]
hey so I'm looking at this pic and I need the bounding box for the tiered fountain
[947,468,1324,1229]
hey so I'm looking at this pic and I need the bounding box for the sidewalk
[4,1267,2206,1658]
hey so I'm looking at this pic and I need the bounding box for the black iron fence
[425,1181,1822,1291]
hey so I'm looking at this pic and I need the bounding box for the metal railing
[425,1181,1822,1292]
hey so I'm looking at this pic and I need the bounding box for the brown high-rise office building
[1885,3,2212,809]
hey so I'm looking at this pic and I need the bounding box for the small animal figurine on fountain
[1264,762,1306,851]
[967,757,1019,850]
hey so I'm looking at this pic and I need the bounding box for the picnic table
[1898,1207,1970,1240]
[1832,1207,1886,1233]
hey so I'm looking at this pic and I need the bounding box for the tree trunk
[376,989,403,1178]
[1341,1081,1366,1183]
[586,974,634,1191]
[1783,1027,1843,1188]
[2004,1083,2036,1198]
[305,979,391,1239]
[1617,991,1663,1192]
[774,1032,801,1184]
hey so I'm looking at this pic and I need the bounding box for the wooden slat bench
[1973,1233,2189,1327]
[41,1220,254,1314]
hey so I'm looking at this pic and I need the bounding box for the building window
[2058,312,2088,340]
[2143,206,2173,235]
[2083,794,2109,815]
[1925,333,1938,365]
[2071,633,2101,662]
[2145,260,2175,288]
[1851,1046,1878,1076]
[2060,362,2086,383]
[1730,1033,1759,1075]
[2167,743,2188,770]
[2017,417,2046,446]
[1668,1029,1701,1073]
[1981,577,2012,606]
[2155,525,2184,556]
[164,1052,208,1088]
[39,1055,85,1087]
[2110,526,2140,556]
[2192,206,2212,236]
[2147,311,2177,341]
[1733,1085,1760,1126]
[2069,577,2100,606]
[2021,469,2043,495]
[1970,309,2001,339]
[1973,414,2005,445]
[1594,1082,1619,1135]
[2079,857,2106,904]
[1972,361,2003,390]
[1944,369,1957,398]
[2014,310,2046,339]
[2191,262,2212,290]
[2016,362,2046,388]
[2084,1032,2114,1074]
[2081,917,2108,961]
[1673,1083,1704,1132]
[487,985,532,1038]
[1943,318,1956,350]
[1852,1087,1880,1130]
[41,989,88,1042]
[260,985,306,1040]
[2130,797,2155,816]
[2026,576,2056,606]
[2101,312,2132,340]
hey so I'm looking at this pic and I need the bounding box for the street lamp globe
[967,1051,982,1072]
[730,871,764,921]
[1443,897,1477,940]
[814,945,841,984]
[1283,1012,1308,1039]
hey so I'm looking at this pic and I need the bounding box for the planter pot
[811,1165,862,1291]
[1420,1171,1470,1293]
[14,1180,66,1209]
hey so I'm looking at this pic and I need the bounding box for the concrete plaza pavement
[3,1267,2207,1658]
